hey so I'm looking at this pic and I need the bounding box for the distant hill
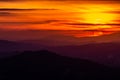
[0,40,44,54]
[0,40,16,45]
[0,39,120,67]
[0,50,119,80]
[49,42,120,67]
[0,40,18,52]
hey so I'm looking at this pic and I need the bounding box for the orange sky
[0,0,120,37]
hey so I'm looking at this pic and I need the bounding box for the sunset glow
[82,11,115,24]
[0,0,120,38]
[78,5,117,25]
[1,1,120,75]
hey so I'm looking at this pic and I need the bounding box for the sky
[0,0,120,41]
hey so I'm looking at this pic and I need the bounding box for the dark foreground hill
[0,50,120,80]
[1,40,120,67]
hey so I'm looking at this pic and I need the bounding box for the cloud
[0,11,15,16]
[0,0,120,2]
[0,8,37,11]
[65,22,120,26]
[0,8,57,11]
[0,8,58,16]
[63,22,120,29]
[105,11,120,14]
[0,0,20,2]
[0,20,60,25]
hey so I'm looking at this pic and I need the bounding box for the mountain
[0,40,44,57]
[20,38,81,46]
[48,42,120,67]
[0,50,119,80]
[1,39,120,67]
[0,40,16,45]
[0,40,18,52]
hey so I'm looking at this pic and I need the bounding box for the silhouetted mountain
[49,42,120,67]
[0,40,16,45]
[0,40,44,53]
[0,50,119,80]
[0,40,19,52]
[1,39,120,67]
[21,38,80,46]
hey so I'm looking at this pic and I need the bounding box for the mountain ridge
[0,50,119,80]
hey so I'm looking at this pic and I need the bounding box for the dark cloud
[64,22,120,27]
[0,20,60,25]
[0,0,120,2]
[65,23,95,25]
[0,8,37,11]
[0,0,21,1]
[0,0,26,2]
[0,8,57,11]
[105,11,120,14]
[113,20,120,22]
[0,11,15,16]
